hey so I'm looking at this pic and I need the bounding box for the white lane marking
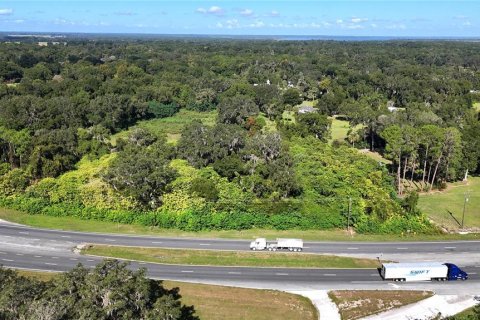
[104,239,116,242]
[2,259,14,262]
[475,266,480,268]
[31,238,40,241]
[19,231,29,235]
[444,247,456,249]
[61,235,71,238]
[87,259,95,262]
[389,283,400,289]
[396,247,408,250]
[4,235,12,238]
[151,241,163,244]
[181,270,194,273]
[70,258,78,261]
[16,253,24,256]
[34,255,42,258]
[323,274,337,276]
[303,246,310,249]
[45,262,57,266]
[0,252,6,254]
[139,262,147,265]
[275,273,289,276]
[348,247,359,250]
[199,243,211,246]
[228,272,242,275]
[469,272,477,275]
[51,257,59,259]
[371,274,379,276]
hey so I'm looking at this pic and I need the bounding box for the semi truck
[249,238,303,251]
[381,262,468,282]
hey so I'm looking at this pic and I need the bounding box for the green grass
[358,149,392,165]
[330,117,351,142]
[473,102,480,112]
[112,109,217,144]
[328,290,433,320]
[2,207,480,241]
[16,269,317,320]
[282,110,296,123]
[418,177,480,230]
[83,245,382,268]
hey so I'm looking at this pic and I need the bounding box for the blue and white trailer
[381,262,468,282]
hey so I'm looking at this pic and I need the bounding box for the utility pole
[461,191,469,229]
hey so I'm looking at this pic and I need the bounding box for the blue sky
[0,1,478,37]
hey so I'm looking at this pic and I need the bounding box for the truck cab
[250,238,267,250]
[445,263,468,280]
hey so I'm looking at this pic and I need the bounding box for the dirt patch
[328,290,433,320]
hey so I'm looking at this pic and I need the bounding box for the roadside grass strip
[18,269,317,320]
[328,290,433,320]
[162,281,318,320]
[82,245,380,268]
[2,207,480,241]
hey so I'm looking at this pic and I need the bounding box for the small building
[298,106,317,114]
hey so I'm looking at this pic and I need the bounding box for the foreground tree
[0,260,197,320]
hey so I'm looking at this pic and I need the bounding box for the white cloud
[14,19,24,24]
[336,19,343,24]
[0,8,13,15]
[463,21,472,26]
[196,8,207,14]
[351,17,368,23]
[370,23,378,28]
[226,19,240,29]
[208,6,223,15]
[240,9,253,17]
[248,20,265,28]
[346,24,365,29]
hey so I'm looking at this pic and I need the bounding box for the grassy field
[14,269,317,320]
[418,177,480,230]
[328,290,433,320]
[330,118,351,142]
[2,207,480,241]
[83,245,382,268]
[112,109,217,144]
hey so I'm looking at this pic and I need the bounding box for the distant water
[2,32,480,42]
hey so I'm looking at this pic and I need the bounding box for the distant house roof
[298,106,317,114]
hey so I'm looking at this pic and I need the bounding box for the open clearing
[82,245,381,268]
[15,269,317,320]
[418,177,480,230]
[473,102,480,112]
[2,207,479,241]
[112,109,217,144]
[328,290,433,320]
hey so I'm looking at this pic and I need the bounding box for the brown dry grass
[328,290,433,320]
[164,281,318,320]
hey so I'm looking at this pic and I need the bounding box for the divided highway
[1,221,480,285]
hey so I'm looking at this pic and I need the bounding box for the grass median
[16,269,317,320]
[82,244,381,268]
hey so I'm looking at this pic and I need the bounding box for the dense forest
[0,38,479,233]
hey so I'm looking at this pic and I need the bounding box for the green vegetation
[330,117,351,143]
[17,268,317,320]
[83,245,382,268]
[473,102,480,112]
[328,290,433,320]
[448,305,480,320]
[418,177,480,229]
[4,207,479,240]
[1,39,480,235]
[0,260,197,320]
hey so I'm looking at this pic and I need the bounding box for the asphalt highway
[1,221,480,285]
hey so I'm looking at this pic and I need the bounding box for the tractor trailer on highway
[250,238,303,251]
[381,262,468,282]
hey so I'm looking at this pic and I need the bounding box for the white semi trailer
[381,262,468,282]
[250,238,303,251]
